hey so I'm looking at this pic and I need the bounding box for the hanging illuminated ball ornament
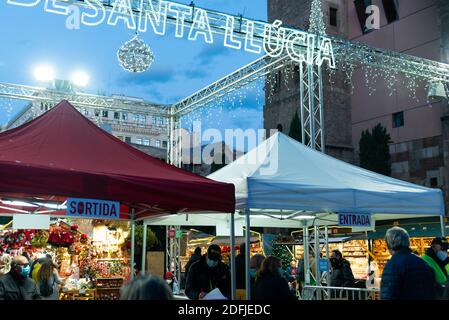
[117,35,154,73]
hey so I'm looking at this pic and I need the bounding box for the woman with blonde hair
[36,259,62,300]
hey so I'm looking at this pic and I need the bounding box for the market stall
[0,101,235,299]
[206,132,445,299]
[0,218,131,300]
[182,230,262,269]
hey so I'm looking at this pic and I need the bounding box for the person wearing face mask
[185,244,231,300]
[249,254,265,287]
[329,250,355,288]
[380,227,436,300]
[422,237,449,299]
[0,255,41,300]
[251,256,296,300]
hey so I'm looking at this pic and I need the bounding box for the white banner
[12,214,51,230]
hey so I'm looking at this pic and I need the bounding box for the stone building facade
[265,0,354,163]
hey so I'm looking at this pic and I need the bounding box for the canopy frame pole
[314,226,321,286]
[440,215,446,237]
[245,208,251,300]
[230,212,236,300]
[130,212,135,280]
[303,221,310,286]
[141,221,147,274]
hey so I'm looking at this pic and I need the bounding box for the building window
[102,110,108,118]
[155,140,161,148]
[139,115,146,123]
[162,140,167,148]
[83,109,89,116]
[125,137,131,143]
[392,112,404,128]
[382,0,398,24]
[94,110,100,117]
[136,138,143,145]
[122,113,128,121]
[152,116,157,125]
[354,0,372,34]
[143,139,150,146]
[114,112,120,120]
[430,177,438,187]
[158,117,164,126]
[329,7,338,27]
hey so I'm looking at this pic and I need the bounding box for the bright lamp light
[71,71,90,87]
[34,65,55,82]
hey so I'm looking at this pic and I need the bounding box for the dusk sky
[0,0,268,134]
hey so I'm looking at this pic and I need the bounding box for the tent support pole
[130,215,135,280]
[230,212,236,300]
[303,222,310,286]
[245,208,251,300]
[440,216,446,237]
[141,221,147,274]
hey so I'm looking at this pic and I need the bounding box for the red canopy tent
[0,100,235,219]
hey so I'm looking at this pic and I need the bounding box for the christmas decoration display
[78,246,98,281]
[0,229,35,253]
[48,225,77,247]
[117,34,154,73]
[80,233,89,244]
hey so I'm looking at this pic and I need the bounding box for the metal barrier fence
[302,285,380,301]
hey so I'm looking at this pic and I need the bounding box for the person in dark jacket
[183,247,201,289]
[380,227,436,300]
[329,250,355,287]
[0,255,41,300]
[252,256,296,301]
[185,244,231,300]
[184,247,202,276]
[235,243,246,290]
[249,254,265,287]
[422,237,449,299]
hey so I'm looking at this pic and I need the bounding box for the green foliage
[271,244,293,268]
[134,224,159,252]
[359,123,392,176]
[288,111,302,142]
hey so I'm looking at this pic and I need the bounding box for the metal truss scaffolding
[302,224,329,300]
[166,226,181,287]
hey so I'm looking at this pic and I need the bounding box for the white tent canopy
[143,132,445,300]
[208,132,445,217]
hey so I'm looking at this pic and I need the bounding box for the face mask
[249,268,257,278]
[20,265,30,278]
[207,259,218,268]
[436,250,448,262]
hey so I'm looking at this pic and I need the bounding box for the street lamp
[71,70,90,87]
[33,64,55,82]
